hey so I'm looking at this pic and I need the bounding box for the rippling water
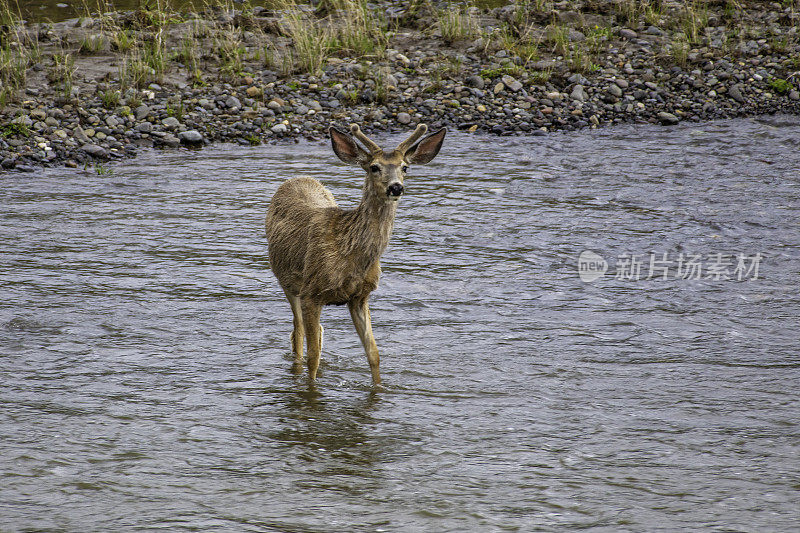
[2,117,799,531]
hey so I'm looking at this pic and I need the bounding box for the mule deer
[265,123,446,384]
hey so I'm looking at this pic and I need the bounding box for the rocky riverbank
[1,0,799,171]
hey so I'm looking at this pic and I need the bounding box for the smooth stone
[397,112,412,124]
[162,117,180,129]
[81,143,108,158]
[619,28,638,39]
[73,125,90,143]
[570,85,587,102]
[135,104,150,120]
[608,84,623,97]
[657,112,680,125]
[178,130,204,144]
[728,84,745,103]
[160,133,180,147]
[501,75,522,92]
[270,123,288,134]
[465,75,484,90]
[225,95,242,109]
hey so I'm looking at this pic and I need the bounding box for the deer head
[329,124,447,201]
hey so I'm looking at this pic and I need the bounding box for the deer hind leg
[348,297,381,385]
[301,299,323,381]
[285,290,304,373]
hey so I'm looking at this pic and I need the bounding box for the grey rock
[162,117,181,130]
[73,125,90,144]
[271,123,288,134]
[728,84,745,103]
[225,95,242,109]
[789,90,800,101]
[568,29,585,42]
[135,104,150,120]
[619,28,638,39]
[568,73,589,85]
[160,133,180,148]
[646,26,665,36]
[136,121,152,133]
[295,104,309,115]
[614,78,629,89]
[657,112,680,125]
[608,84,623,97]
[465,75,485,90]
[105,116,120,128]
[178,130,204,144]
[501,75,523,92]
[1,157,16,169]
[397,112,412,124]
[81,143,108,158]
[570,84,587,102]
[14,115,33,128]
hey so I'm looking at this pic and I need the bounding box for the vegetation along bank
[1,0,799,171]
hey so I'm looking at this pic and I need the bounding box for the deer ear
[405,128,446,164]
[330,126,368,165]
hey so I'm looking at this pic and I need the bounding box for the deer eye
[401,165,409,173]
[370,164,380,173]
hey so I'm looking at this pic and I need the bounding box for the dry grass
[437,4,480,43]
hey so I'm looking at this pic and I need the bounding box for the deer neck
[341,188,397,265]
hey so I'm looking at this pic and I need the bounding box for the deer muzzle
[386,182,404,199]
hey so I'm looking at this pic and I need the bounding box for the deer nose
[387,183,404,197]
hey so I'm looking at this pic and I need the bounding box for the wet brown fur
[265,124,446,384]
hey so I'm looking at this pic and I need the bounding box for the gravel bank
[1,0,799,171]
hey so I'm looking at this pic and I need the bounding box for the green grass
[480,65,525,79]
[48,52,76,97]
[768,77,795,94]
[100,89,121,108]
[438,4,480,43]
[327,0,388,58]
[670,36,690,66]
[545,24,570,55]
[280,2,332,76]
[0,122,31,138]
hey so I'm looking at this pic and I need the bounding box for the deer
[265,123,446,385]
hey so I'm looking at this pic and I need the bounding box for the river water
[2,117,799,531]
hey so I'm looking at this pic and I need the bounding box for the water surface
[1,117,799,531]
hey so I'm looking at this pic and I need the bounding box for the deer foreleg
[285,290,305,373]
[301,300,323,381]
[349,298,381,385]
